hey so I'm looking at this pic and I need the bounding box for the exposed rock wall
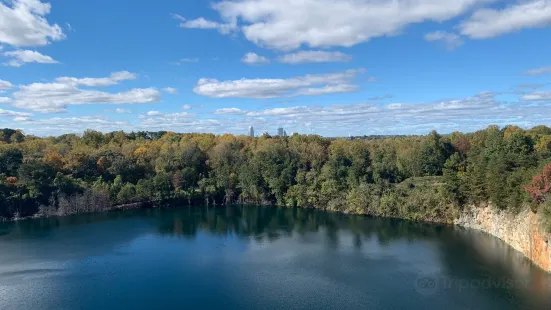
[455,204,551,273]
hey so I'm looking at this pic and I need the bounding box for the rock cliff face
[455,204,551,273]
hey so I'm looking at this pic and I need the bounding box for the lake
[1,205,550,309]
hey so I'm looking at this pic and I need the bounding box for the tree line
[1,126,551,227]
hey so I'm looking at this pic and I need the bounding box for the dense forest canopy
[1,126,551,228]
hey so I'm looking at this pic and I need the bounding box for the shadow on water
[436,227,551,307]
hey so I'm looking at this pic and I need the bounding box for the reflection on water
[0,205,550,310]
[452,228,551,299]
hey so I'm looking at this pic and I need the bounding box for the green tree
[420,130,448,176]
[117,183,137,204]
[0,146,23,176]
[82,130,105,148]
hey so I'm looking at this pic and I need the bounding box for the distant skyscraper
[248,126,254,137]
[277,127,284,136]
[283,130,287,137]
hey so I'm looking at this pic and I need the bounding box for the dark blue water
[0,205,550,309]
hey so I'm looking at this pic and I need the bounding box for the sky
[0,0,551,137]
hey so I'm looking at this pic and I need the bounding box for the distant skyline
[1,0,551,136]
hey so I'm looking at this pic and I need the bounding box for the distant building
[283,130,287,137]
[261,131,270,137]
[248,126,254,137]
[277,127,284,136]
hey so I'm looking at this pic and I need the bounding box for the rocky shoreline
[455,204,551,273]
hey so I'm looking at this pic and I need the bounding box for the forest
[1,125,551,228]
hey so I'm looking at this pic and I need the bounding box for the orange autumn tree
[524,163,551,204]
[6,177,17,186]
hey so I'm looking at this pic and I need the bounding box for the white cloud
[215,107,248,115]
[193,68,366,99]
[0,97,11,103]
[12,86,160,113]
[13,116,129,134]
[114,108,132,114]
[140,115,217,131]
[0,0,65,46]
[138,112,201,131]
[171,14,186,22]
[172,58,199,65]
[3,49,58,67]
[424,31,464,50]
[162,87,177,94]
[524,66,551,75]
[226,91,549,135]
[139,118,221,132]
[13,116,31,121]
[278,51,352,64]
[522,91,551,101]
[55,71,136,87]
[182,104,192,110]
[246,106,312,117]
[293,84,358,96]
[366,77,377,82]
[184,0,494,50]
[368,94,393,100]
[11,90,551,136]
[387,103,403,110]
[0,108,32,117]
[0,79,13,90]
[6,71,159,113]
[147,110,164,116]
[241,52,269,64]
[174,15,236,34]
[460,0,551,39]
[4,113,220,136]
[149,112,192,118]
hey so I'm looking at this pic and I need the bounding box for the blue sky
[1,0,551,136]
